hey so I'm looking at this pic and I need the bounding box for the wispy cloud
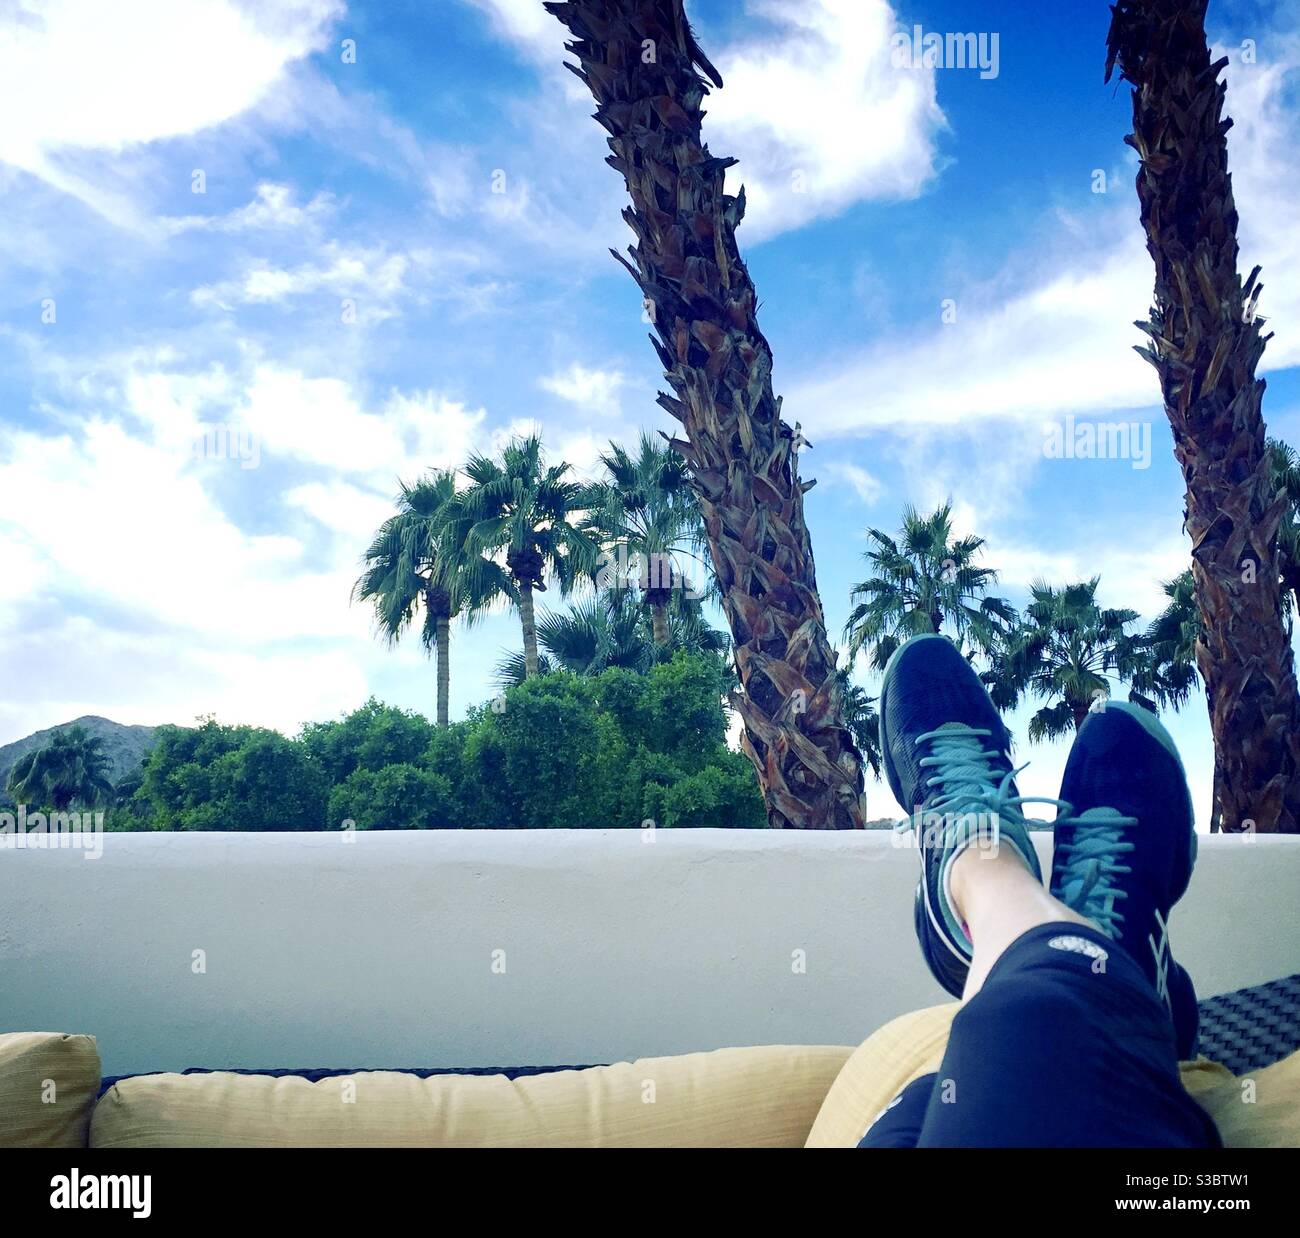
[821,460,884,504]
[161,182,337,236]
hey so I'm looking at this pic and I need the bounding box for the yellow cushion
[90,1044,852,1148]
[807,1003,1300,1148]
[0,1032,102,1148]
[805,1003,959,1147]
[1183,1052,1300,1148]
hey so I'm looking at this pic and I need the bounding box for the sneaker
[1053,700,1200,1057]
[880,634,1045,997]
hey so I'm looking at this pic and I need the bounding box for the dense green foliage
[131,721,329,831]
[107,652,762,831]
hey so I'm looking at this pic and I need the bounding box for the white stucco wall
[1,829,1297,1077]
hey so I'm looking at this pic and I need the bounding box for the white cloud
[539,363,625,414]
[0,0,342,220]
[707,0,945,240]
[466,0,556,57]
[1219,37,1300,370]
[0,418,326,642]
[235,367,488,482]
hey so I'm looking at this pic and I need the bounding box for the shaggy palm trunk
[545,0,866,828]
[518,584,540,679]
[649,595,670,646]
[1107,0,1300,832]
[435,616,451,727]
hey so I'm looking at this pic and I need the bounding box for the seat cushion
[1182,1051,1300,1148]
[807,1003,1300,1148]
[0,1032,102,1148]
[805,1003,959,1147]
[90,1043,852,1148]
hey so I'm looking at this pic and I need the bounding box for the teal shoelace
[1051,809,1138,938]
[894,726,1058,847]
[892,725,1140,944]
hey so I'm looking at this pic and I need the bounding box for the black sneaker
[880,634,1045,997]
[1053,701,1200,1057]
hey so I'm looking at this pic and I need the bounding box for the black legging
[859,923,1222,1147]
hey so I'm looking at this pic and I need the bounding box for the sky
[2,0,1299,828]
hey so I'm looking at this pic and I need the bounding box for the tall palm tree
[354,471,505,725]
[584,432,713,645]
[844,503,1016,672]
[7,726,114,811]
[1107,0,1300,832]
[985,579,1147,740]
[459,435,598,679]
[543,0,866,828]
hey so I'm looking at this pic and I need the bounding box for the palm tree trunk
[436,616,451,726]
[1107,0,1300,832]
[518,584,540,678]
[545,0,866,828]
[650,598,670,646]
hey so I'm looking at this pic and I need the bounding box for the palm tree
[543,0,866,828]
[1107,0,1300,832]
[354,471,505,725]
[835,669,882,779]
[844,503,1016,672]
[494,591,728,688]
[1268,438,1300,625]
[1131,570,1200,713]
[985,579,1147,740]
[459,435,598,679]
[7,726,114,810]
[584,433,713,645]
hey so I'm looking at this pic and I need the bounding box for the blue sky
[2,0,1299,827]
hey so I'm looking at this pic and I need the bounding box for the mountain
[0,716,164,807]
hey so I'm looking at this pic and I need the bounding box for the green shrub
[328,763,456,830]
[139,721,327,830]
[299,699,434,784]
